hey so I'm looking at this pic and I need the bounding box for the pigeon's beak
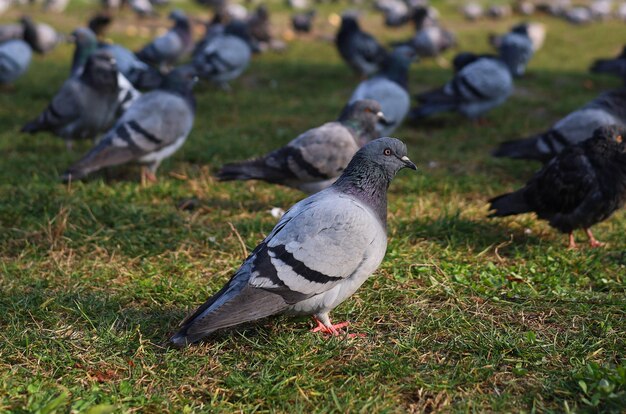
[377,111,391,125]
[401,155,417,170]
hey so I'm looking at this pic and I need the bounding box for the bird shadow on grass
[397,212,545,253]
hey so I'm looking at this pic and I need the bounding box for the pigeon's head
[169,9,188,23]
[82,50,119,91]
[339,13,360,31]
[498,33,533,77]
[339,99,386,128]
[20,16,39,51]
[70,27,98,49]
[590,125,626,151]
[346,137,416,181]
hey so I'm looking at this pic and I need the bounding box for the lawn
[1,1,626,412]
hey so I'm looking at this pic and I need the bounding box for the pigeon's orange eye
[383,148,392,156]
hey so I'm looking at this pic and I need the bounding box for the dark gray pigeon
[410,50,514,120]
[217,99,385,193]
[335,14,389,77]
[71,27,163,90]
[61,65,196,182]
[136,10,192,70]
[493,88,626,162]
[170,137,416,347]
[489,126,626,249]
[0,39,32,85]
[349,46,415,136]
[22,50,140,149]
[590,46,626,83]
[193,21,253,88]
[291,10,316,33]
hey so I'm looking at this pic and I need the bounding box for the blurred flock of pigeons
[2,0,626,343]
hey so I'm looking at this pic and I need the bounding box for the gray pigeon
[493,88,626,162]
[217,99,385,193]
[22,50,140,149]
[0,23,24,43]
[170,137,416,347]
[136,10,192,70]
[21,16,60,55]
[335,14,389,77]
[490,22,546,54]
[61,65,197,182]
[71,27,163,90]
[410,51,514,120]
[0,39,32,85]
[349,46,415,136]
[406,7,455,58]
[193,21,253,88]
[495,27,535,77]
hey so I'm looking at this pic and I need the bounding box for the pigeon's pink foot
[585,228,606,248]
[567,233,578,250]
[310,317,365,338]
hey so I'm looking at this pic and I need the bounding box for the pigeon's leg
[585,228,605,248]
[140,166,158,185]
[310,314,363,338]
[567,233,577,250]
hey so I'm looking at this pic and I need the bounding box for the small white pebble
[428,161,439,169]
[524,228,532,235]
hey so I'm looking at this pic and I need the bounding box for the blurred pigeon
[410,47,517,120]
[291,10,315,33]
[515,1,535,15]
[406,7,455,58]
[217,99,385,193]
[461,2,483,20]
[374,0,410,27]
[349,46,415,135]
[287,0,308,10]
[565,7,593,24]
[0,22,24,43]
[61,65,197,182]
[335,14,389,77]
[0,39,32,85]
[536,0,570,16]
[494,27,535,77]
[170,137,416,347]
[493,88,626,162]
[247,4,271,45]
[193,21,253,88]
[590,46,626,82]
[487,4,512,19]
[129,0,157,18]
[490,22,546,53]
[88,13,113,38]
[193,12,226,56]
[590,0,613,20]
[136,10,192,69]
[19,16,60,54]
[489,126,626,249]
[71,27,163,90]
[618,2,626,20]
[44,0,69,12]
[22,51,140,149]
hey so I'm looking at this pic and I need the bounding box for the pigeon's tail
[492,132,559,163]
[20,120,42,134]
[589,58,623,76]
[216,158,288,183]
[60,136,136,182]
[488,189,531,218]
[169,283,289,348]
[410,87,458,119]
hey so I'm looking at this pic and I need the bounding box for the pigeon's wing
[354,32,386,63]
[151,31,183,61]
[170,191,383,346]
[21,80,82,133]
[63,91,192,179]
[448,58,511,102]
[526,146,597,218]
[194,36,250,78]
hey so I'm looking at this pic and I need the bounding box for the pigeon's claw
[585,228,606,248]
[311,317,364,338]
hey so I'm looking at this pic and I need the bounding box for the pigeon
[61,65,197,182]
[193,12,226,56]
[487,4,512,19]
[489,126,626,249]
[410,48,516,120]
[247,4,272,45]
[515,1,535,15]
[44,0,69,13]
[461,2,484,20]
[170,137,417,347]
[406,7,455,58]
[494,26,535,77]
[590,0,613,20]
[493,88,626,162]
[335,14,389,77]
[136,10,192,69]
[590,46,626,82]
[618,2,626,20]
[291,10,316,33]
[193,21,253,88]
[349,46,415,136]
[374,0,410,27]
[490,22,546,54]
[217,99,385,193]
[2,16,61,55]
[536,0,571,16]
[565,7,593,24]
[0,23,24,43]
[22,50,140,149]
[0,39,32,85]
[71,27,163,90]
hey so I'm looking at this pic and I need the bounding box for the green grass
[2,1,626,412]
